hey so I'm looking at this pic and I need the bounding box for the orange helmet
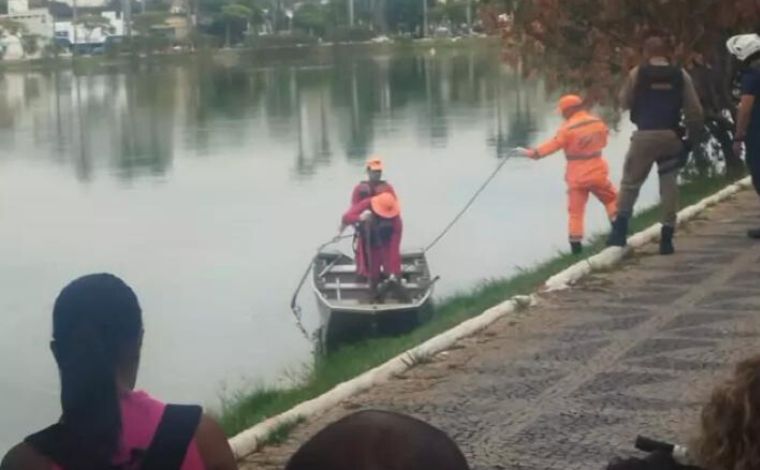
[366,156,383,171]
[558,94,584,113]
[371,192,400,218]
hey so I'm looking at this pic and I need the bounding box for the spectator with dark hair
[285,410,470,470]
[0,273,237,470]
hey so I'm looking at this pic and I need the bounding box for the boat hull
[311,250,436,351]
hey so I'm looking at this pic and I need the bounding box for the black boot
[748,228,760,239]
[660,225,675,255]
[606,216,629,247]
[570,241,583,255]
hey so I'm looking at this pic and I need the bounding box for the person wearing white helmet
[727,33,760,239]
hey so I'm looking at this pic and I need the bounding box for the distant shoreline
[0,35,501,72]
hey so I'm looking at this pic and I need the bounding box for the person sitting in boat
[339,192,403,296]
[351,156,396,205]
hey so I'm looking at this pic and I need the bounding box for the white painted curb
[229,176,752,459]
[544,176,752,290]
[229,294,536,458]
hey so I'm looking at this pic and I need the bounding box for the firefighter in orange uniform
[519,95,618,254]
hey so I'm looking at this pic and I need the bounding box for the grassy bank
[219,173,742,437]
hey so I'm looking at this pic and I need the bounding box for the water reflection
[0,48,552,181]
[0,47,664,455]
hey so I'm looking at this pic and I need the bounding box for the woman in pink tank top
[0,274,237,470]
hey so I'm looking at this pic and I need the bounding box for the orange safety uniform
[533,109,618,242]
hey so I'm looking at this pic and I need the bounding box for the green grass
[219,173,744,438]
[258,416,307,446]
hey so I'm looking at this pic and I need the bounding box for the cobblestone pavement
[243,190,760,470]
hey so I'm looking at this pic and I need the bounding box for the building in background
[1,0,55,39]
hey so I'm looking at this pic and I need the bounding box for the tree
[496,0,760,176]
[293,3,329,37]
[133,11,170,35]
[221,3,252,46]
[132,12,170,52]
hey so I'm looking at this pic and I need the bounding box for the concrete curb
[229,176,752,459]
[544,176,752,291]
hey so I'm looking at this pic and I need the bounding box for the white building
[1,0,55,40]
[48,0,110,9]
[54,11,124,45]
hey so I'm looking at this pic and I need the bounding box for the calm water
[0,47,658,450]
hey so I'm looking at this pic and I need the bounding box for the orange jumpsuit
[534,110,618,242]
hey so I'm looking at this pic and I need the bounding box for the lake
[0,45,658,451]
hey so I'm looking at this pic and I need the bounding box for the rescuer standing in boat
[339,192,403,295]
[518,94,618,255]
[347,157,397,280]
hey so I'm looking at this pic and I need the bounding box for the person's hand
[515,147,538,159]
[359,210,373,222]
[733,140,744,159]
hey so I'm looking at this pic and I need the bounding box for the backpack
[24,404,202,470]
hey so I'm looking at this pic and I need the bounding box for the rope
[289,234,353,339]
[423,150,521,253]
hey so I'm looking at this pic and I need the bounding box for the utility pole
[347,0,353,28]
[123,0,132,38]
[466,0,472,34]
[421,0,427,37]
[72,0,78,55]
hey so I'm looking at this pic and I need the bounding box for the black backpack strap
[24,424,76,469]
[140,404,202,470]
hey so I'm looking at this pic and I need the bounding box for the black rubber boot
[570,241,583,255]
[660,225,675,255]
[748,228,760,239]
[606,216,629,247]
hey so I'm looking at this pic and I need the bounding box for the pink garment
[52,390,204,470]
[342,198,403,280]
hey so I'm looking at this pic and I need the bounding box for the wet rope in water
[289,234,353,339]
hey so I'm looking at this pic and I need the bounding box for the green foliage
[133,12,170,35]
[0,18,26,35]
[221,2,252,20]
[326,25,374,42]
[293,3,328,36]
[21,34,39,55]
[75,13,112,29]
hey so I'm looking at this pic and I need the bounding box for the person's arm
[618,67,639,111]
[735,95,756,141]
[342,199,372,227]
[350,184,363,205]
[732,71,759,158]
[734,94,756,158]
[195,414,238,470]
[681,70,705,141]
[529,127,567,159]
[0,443,51,470]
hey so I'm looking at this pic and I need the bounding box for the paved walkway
[243,190,760,470]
